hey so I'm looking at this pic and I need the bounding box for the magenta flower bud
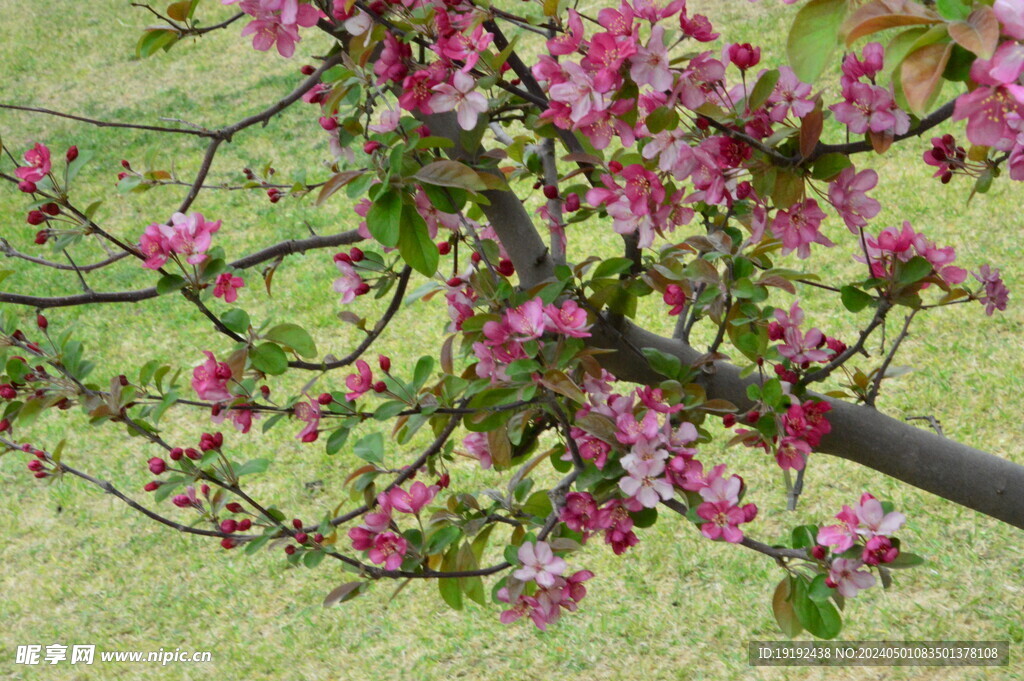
[0,384,16,400]
[66,146,79,163]
[437,473,450,489]
[722,413,736,428]
[565,193,580,212]
[300,64,315,75]
[497,259,515,277]
[225,502,244,513]
[144,481,161,492]
[294,532,308,544]
[121,159,131,169]
[148,457,167,475]
[27,460,43,472]
[0,418,10,432]
[220,519,238,533]
[34,230,48,245]
[349,247,364,262]
[314,533,324,543]
[36,314,48,330]
[608,160,623,173]
[363,141,381,154]
[41,203,60,216]
[34,471,48,479]
[378,355,391,372]
[26,211,46,225]
[185,448,201,460]
[201,484,210,496]
[317,392,333,405]
[333,252,352,264]
[220,538,237,550]
[355,282,371,296]
[237,518,252,531]
[372,381,387,393]
[284,545,296,555]
[542,185,558,200]
[172,494,191,508]
[319,116,339,131]
[726,43,761,70]
[293,518,304,529]
[437,241,452,255]
[301,429,319,443]
[18,180,37,193]
[260,385,271,398]
[169,447,184,461]
[811,545,827,560]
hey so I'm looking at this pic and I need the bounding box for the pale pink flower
[344,359,373,401]
[770,199,833,259]
[826,558,876,598]
[430,71,488,131]
[543,300,591,337]
[995,0,1024,40]
[855,493,906,538]
[630,26,674,91]
[514,541,566,588]
[462,432,493,469]
[974,265,1010,315]
[388,481,439,514]
[294,395,321,442]
[828,167,881,232]
[333,260,364,304]
[168,212,221,265]
[619,458,674,508]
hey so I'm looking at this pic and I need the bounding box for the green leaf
[425,526,462,555]
[353,432,385,465]
[773,577,804,638]
[787,0,849,82]
[397,207,439,276]
[235,458,270,477]
[886,551,926,569]
[156,274,186,295]
[646,107,679,134]
[412,356,435,392]
[264,323,317,359]
[522,490,553,518]
[936,0,970,21]
[630,507,658,529]
[250,342,288,375]
[748,69,780,112]
[66,149,95,184]
[136,29,178,59]
[325,427,350,455]
[641,347,682,380]
[793,577,843,639]
[366,189,403,248]
[808,574,835,602]
[412,160,488,192]
[896,255,933,286]
[791,524,819,549]
[810,152,853,181]
[591,257,635,279]
[840,285,875,313]
[220,309,251,335]
[303,550,326,568]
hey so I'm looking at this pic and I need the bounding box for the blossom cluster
[499,541,593,630]
[347,482,440,569]
[138,212,222,270]
[816,493,907,598]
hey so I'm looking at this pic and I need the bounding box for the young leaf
[787,0,849,82]
[264,323,318,359]
[397,207,439,276]
[366,189,403,248]
[412,160,488,192]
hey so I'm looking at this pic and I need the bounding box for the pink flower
[817,504,860,553]
[596,500,639,554]
[696,499,755,543]
[497,588,548,630]
[368,532,408,570]
[831,81,909,135]
[344,359,373,401]
[776,436,810,471]
[139,222,175,270]
[294,396,321,442]
[462,432,493,469]
[862,535,899,566]
[679,11,719,42]
[995,0,1024,40]
[388,481,439,514]
[974,265,1010,315]
[828,167,880,232]
[374,32,410,84]
[725,42,761,71]
[663,284,687,315]
[699,470,742,506]
[168,212,221,265]
[506,298,547,340]
[630,26,674,91]
[953,42,1024,147]
[560,492,600,537]
[211,404,258,434]
[773,302,831,365]
[213,273,245,303]
[543,300,591,337]
[547,9,583,55]
[770,199,833,259]
[333,259,364,304]
[619,458,674,508]
[767,66,814,122]
[841,42,884,81]
[192,351,233,402]
[783,400,832,448]
[15,143,52,183]
[399,69,442,114]
[826,558,875,597]
[430,71,488,131]
[855,493,906,538]
[514,541,566,588]
[237,0,318,58]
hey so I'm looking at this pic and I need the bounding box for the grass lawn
[0,0,1022,679]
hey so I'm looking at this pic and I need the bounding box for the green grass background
[0,0,1022,679]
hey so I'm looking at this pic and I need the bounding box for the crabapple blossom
[15,143,51,183]
[344,360,374,401]
[213,273,245,303]
[192,351,233,402]
[430,71,488,131]
[826,558,876,598]
[514,541,566,588]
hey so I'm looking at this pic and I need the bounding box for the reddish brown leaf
[843,0,941,46]
[799,102,824,159]
[868,129,896,154]
[948,7,999,59]
[901,42,953,116]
